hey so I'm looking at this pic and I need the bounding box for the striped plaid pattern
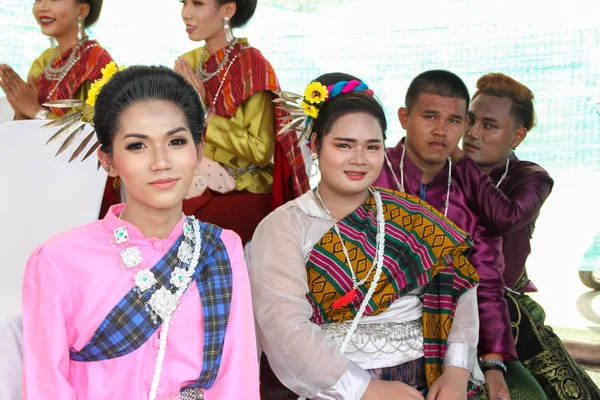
[37,40,113,116]
[70,220,233,391]
[306,188,481,393]
[202,40,309,199]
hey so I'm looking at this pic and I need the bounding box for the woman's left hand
[0,64,42,119]
[426,366,469,400]
[174,57,207,105]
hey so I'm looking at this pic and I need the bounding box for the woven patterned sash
[36,40,113,116]
[306,188,480,390]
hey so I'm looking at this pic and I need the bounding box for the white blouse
[249,191,483,399]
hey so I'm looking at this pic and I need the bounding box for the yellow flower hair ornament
[273,79,374,146]
[41,61,125,163]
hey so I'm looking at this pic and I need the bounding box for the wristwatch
[34,108,50,120]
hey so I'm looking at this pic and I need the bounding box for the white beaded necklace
[496,158,510,187]
[111,211,203,400]
[314,186,386,309]
[298,188,386,400]
[202,45,250,115]
[384,145,452,217]
[313,186,387,351]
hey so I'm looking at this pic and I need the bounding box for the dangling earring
[308,153,320,178]
[48,36,56,48]
[223,16,234,43]
[77,16,86,41]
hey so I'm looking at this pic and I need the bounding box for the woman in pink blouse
[21,66,259,400]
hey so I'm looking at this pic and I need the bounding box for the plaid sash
[69,221,233,390]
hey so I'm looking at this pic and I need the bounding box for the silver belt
[169,388,203,400]
[224,164,263,178]
[321,319,423,355]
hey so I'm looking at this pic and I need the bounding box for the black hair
[94,65,206,154]
[405,70,470,113]
[311,72,387,150]
[79,0,103,27]
[217,0,257,28]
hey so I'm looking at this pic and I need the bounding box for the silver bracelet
[479,358,507,374]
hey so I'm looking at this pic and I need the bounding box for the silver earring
[48,36,56,48]
[308,153,320,178]
[77,16,85,41]
[106,167,110,173]
[223,16,234,43]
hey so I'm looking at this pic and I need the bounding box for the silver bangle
[34,108,50,120]
[480,358,507,374]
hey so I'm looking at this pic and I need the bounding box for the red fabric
[182,189,271,244]
[270,141,292,210]
[36,40,113,116]
[99,176,120,219]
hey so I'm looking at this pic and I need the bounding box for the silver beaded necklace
[43,39,98,101]
[495,158,510,187]
[384,145,452,217]
[203,45,250,114]
[43,38,88,80]
[195,38,239,83]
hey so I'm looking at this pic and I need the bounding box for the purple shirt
[375,140,517,360]
[454,154,554,291]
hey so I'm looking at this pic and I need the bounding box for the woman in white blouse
[249,73,484,400]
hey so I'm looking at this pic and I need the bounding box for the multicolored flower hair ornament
[42,61,125,163]
[274,79,375,146]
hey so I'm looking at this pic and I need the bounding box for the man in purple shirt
[374,70,516,400]
[455,72,599,399]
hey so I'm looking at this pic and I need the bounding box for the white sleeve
[249,208,370,399]
[444,286,484,382]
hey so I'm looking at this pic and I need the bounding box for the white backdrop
[0,120,106,316]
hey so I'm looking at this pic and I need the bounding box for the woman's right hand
[362,380,424,400]
[174,57,207,105]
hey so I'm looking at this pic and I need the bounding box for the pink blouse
[22,204,259,400]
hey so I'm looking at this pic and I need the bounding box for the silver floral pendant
[177,241,193,264]
[120,246,143,268]
[183,219,194,241]
[134,268,157,292]
[148,287,179,321]
[113,226,130,244]
[170,267,192,289]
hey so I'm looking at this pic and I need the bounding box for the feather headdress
[42,61,124,163]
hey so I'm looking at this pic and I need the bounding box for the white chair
[0,316,23,400]
[0,97,14,124]
[0,120,107,316]
[0,120,106,399]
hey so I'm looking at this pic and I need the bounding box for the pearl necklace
[384,145,452,217]
[496,158,510,187]
[204,45,250,115]
[314,186,386,308]
[313,186,386,352]
[195,38,239,83]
